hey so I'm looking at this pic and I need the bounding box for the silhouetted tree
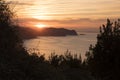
[61,50,82,68]
[49,52,62,67]
[49,50,82,68]
[0,0,23,54]
[0,1,66,80]
[0,0,99,80]
[85,19,120,80]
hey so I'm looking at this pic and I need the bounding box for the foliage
[0,0,13,26]
[49,50,82,68]
[0,0,23,54]
[0,0,93,80]
[85,19,120,80]
[0,0,64,80]
[48,51,93,80]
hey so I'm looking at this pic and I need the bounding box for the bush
[49,50,82,68]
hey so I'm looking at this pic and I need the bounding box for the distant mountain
[17,27,77,39]
[39,28,77,36]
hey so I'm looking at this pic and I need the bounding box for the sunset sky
[7,0,120,28]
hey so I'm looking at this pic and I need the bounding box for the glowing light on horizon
[9,0,120,28]
[35,24,47,28]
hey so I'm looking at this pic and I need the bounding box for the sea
[23,29,98,59]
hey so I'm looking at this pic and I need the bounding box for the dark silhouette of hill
[85,19,120,80]
[39,28,77,36]
[16,27,39,39]
[17,27,77,39]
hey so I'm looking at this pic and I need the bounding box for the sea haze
[23,30,97,59]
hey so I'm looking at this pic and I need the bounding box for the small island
[79,34,86,35]
[18,27,78,39]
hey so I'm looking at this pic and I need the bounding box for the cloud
[6,1,34,6]
[17,17,108,28]
[16,2,34,6]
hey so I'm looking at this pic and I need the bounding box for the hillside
[17,27,78,39]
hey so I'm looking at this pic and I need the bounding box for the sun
[35,24,47,28]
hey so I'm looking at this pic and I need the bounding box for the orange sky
[7,0,120,28]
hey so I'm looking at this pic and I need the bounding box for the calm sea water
[23,32,97,59]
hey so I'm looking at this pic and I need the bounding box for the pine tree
[85,19,120,80]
